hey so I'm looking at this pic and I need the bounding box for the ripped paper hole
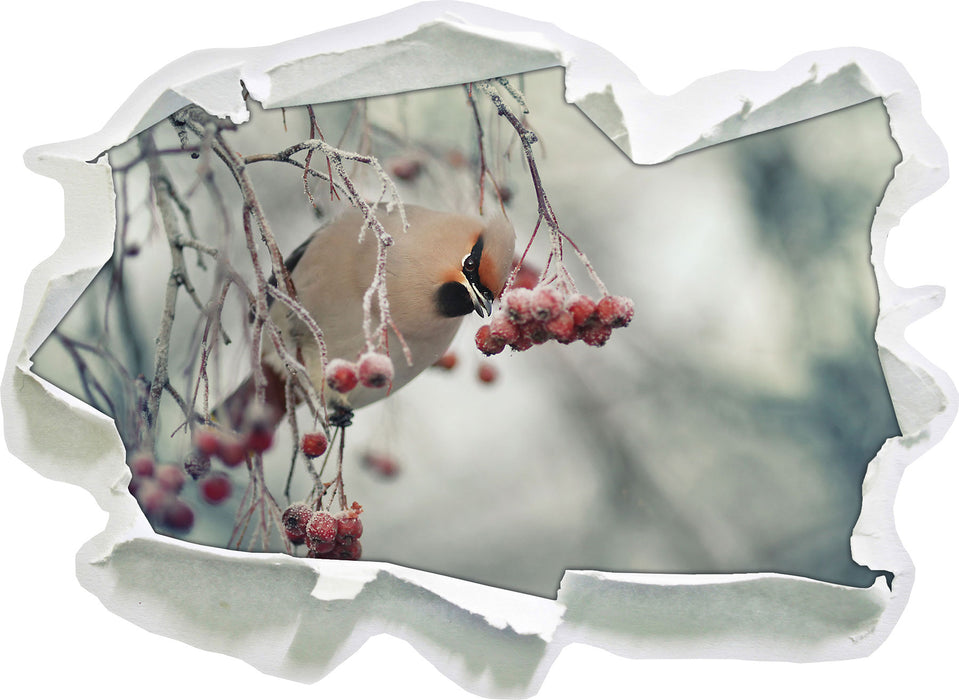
[4,2,954,697]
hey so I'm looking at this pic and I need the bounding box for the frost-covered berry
[477,363,498,384]
[325,359,359,394]
[155,464,186,493]
[216,435,247,467]
[580,323,613,347]
[357,352,394,389]
[545,310,576,343]
[565,294,597,328]
[308,538,336,555]
[502,288,533,324]
[282,503,313,541]
[334,540,362,560]
[306,511,338,546]
[161,499,194,531]
[199,472,232,504]
[301,432,329,458]
[194,429,220,457]
[129,452,155,478]
[433,351,457,370]
[335,510,364,543]
[489,312,520,345]
[475,325,506,356]
[244,413,275,454]
[508,332,534,352]
[531,286,564,322]
[596,295,635,328]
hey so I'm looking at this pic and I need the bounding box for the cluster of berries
[282,502,364,560]
[476,286,634,355]
[194,416,275,468]
[325,352,394,394]
[127,452,195,531]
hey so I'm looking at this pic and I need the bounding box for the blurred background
[32,67,901,598]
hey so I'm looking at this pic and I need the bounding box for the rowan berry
[301,432,329,458]
[475,325,506,356]
[282,503,313,541]
[489,312,520,345]
[129,452,155,477]
[433,351,457,370]
[335,510,364,543]
[216,435,247,467]
[199,472,232,504]
[325,359,359,394]
[502,288,533,324]
[193,429,220,457]
[531,285,563,322]
[565,294,597,328]
[545,310,576,343]
[596,295,635,328]
[580,323,613,347]
[477,363,498,384]
[161,499,194,531]
[357,352,394,389]
[155,464,186,493]
[306,511,338,545]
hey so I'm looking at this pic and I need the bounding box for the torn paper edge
[2,1,952,696]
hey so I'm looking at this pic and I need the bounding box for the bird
[219,203,516,429]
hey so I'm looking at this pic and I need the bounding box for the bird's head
[434,212,515,319]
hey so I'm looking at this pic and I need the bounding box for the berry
[325,359,359,394]
[333,540,362,560]
[545,310,576,343]
[357,352,394,389]
[308,538,336,555]
[194,429,220,457]
[184,453,211,479]
[531,286,563,322]
[136,479,172,515]
[511,258,540,290]
[362,452,399,478]
[387,156,422,181]
[244,411,275,453]
[565,294,597,328]
[508,332,534,352]
[282,503,313,540]
[301,432,329,458]
[580,323,613,347]
[335,510,364,543]
[199,472,232,504]
[155,464,186,493]
[433,351,457,370]
[477,363,498,384]
[502,288,533,324]
[161,499,194,531]
[216,435,247,467]
[475,325,505,356]
[306,511,338,545]
[129,452,155,478]
[489,312,520,345]
[595,295,635,328]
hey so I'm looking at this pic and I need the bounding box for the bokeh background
[32,68,901,598]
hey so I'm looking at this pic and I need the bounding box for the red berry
[475,325,506,356]
[489,312,520,345]
[580,323,613,347]
[596,295,635,328]
[217,435,247,467]
[306,511,338,545]
[282,503,313,539]
[511,258,540,290]
[545,310,576,343]
[477,363,498,384]
[325,359,359,394]
[531,286,564,322]
[136,479,172,515]
[161,499,194,531]
[199,472,232,504]
[358,352,394,389]
[508,331,534,352]
[502,288,533,324]
[333,540,362,560]
[362,452,399,478]
[308,538,336,555]
[433,351,457,370]
[387,156,423,181]
[245,418,274,454]
[301,432,329,458]
[155,464,186,493]
[194,429,220,457]
[566,294,597,328]
[335,510,364,543]
[129,452,155,477]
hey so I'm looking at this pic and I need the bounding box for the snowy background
[3,1,956,698]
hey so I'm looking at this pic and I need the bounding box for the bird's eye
[463,255,477,273]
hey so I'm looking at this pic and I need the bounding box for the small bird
[221,204,516,428]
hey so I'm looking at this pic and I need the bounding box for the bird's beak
[465,277,493,318]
